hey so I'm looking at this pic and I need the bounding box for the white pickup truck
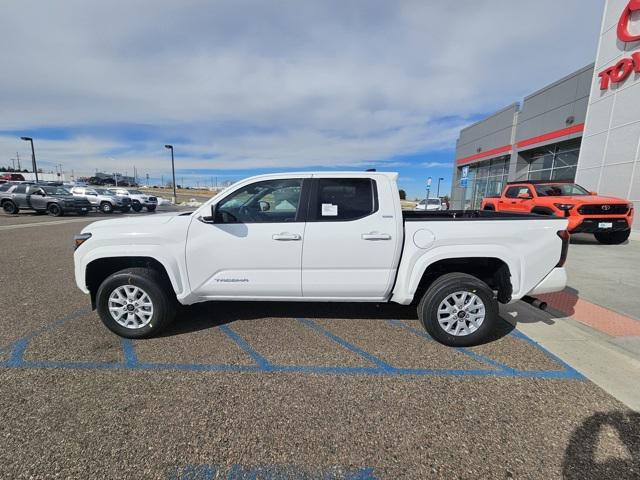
[73,172,569,346]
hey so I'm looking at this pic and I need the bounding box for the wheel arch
[410,256,513,305]
[530,206,555,216]
[85,256,181,309]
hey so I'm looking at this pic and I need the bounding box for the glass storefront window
[526,139,580,183]
[458,154,510,209]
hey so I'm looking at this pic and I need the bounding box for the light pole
[164,145,177,204]
[436,177,444,199]
[426,176,432,203]
[20,137,38,183]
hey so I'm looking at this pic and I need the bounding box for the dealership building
[450,0,640,231]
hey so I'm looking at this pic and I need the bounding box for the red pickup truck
[481,181,634,244]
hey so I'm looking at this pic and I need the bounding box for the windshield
[534,183,589,196]
[94,188,110,195]
[41,186,70,196]
[428,199,441,205]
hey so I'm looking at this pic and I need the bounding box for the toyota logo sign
[618,0,640,43]
[601,205,611,211]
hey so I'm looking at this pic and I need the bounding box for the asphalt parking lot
[1,214,638,479]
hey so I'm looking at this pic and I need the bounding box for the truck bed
[402,210,547,221]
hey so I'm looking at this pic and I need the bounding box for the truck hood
[81,212,188,234]
[555,195,628,204]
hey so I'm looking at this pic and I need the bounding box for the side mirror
[517,192,532,199]
[259,200,270,212]
[590,191,598,195]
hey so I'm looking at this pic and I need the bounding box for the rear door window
[313,178,378,221]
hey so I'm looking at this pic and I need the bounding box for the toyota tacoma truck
[108,188,158,212]
[481,181,634,244]
[74,172,570,347]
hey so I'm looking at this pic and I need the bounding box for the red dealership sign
[598,1,640,90]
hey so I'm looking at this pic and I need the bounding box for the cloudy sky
[1,0,604,196]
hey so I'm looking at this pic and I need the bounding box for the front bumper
[527,267,567,296]
[571,218,629,233]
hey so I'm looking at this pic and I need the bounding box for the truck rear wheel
[96,267,176,339]
[131,202,143,212]
[594,229,630,245]
[417,272,498,347]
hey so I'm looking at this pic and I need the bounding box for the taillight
[556,230,570,267]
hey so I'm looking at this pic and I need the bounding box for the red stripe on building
[516,123,584,148]
[456,144,512,165]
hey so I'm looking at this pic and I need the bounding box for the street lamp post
[436,177,444,199]
[164,145,177,204]
[20,137,38,183]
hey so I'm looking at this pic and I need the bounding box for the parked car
[414,198,443,211]
[481,181,634,244]
[1,184,91,216]
[74,172,569,347]
[107,188,157,212]
[70,186,130,213]
[0,173,26,183]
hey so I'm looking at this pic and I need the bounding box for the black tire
[131,202,143,212]
[594,229,630,245]
[96,267,177,339]
[417,272,498,347]
[2,200,19,215]
[146,205,156,212]
[120,206,131,213]
[483,204,495,211]
[100,202,113,214]
[47,203,63,217]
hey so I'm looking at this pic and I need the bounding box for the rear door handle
[361,232,392,241]
[272,233,301,241]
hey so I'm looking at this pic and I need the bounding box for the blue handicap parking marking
[0,309,583,380]
[168,464,378,480]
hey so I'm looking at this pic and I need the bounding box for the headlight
[554,203,574,211]
[74,233,92,250]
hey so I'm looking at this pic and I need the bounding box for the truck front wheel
[96,267,176,339]
[417,273,498,347]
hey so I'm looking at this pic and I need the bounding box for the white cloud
[0,0,603,176]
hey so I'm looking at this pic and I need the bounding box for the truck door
[503,185,534,213]
[185,177,309,299]
[301,176,400,300]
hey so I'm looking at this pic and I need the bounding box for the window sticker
[321,203,338,216]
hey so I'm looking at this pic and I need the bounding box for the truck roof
[506,180,573,185]
[236,171,400,183]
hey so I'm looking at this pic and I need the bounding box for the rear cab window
[312,178,378,221]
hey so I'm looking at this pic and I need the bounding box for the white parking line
[0,217,98,231]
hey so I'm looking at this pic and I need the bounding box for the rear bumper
[571,218,629,233]
[527,267,567,296]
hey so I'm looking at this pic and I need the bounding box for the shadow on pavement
[159,300,515,345]
[563,411,640,479]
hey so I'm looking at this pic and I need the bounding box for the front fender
[74,244,186,299]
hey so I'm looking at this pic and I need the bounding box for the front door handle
[362,232,392,241]
[272,233,302,241]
